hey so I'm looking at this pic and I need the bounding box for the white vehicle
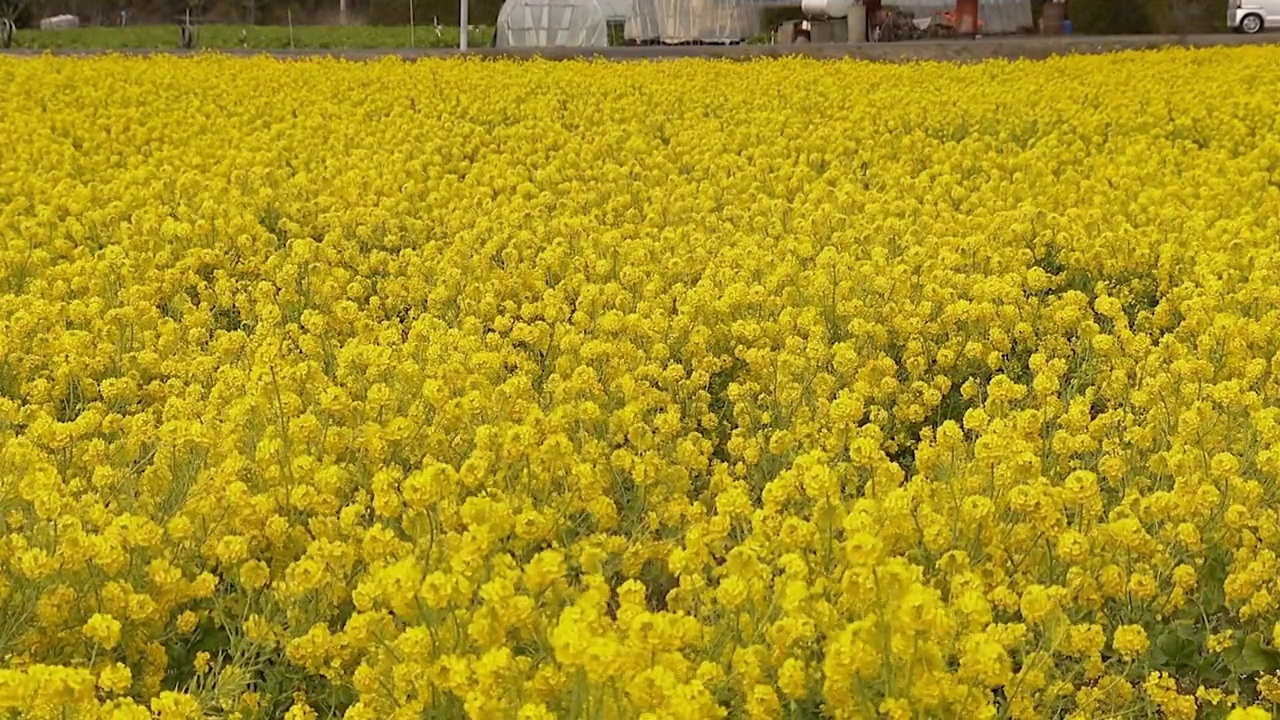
[1230,0,1280,33]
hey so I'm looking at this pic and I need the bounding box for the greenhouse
[494,0,613,46]
[625,0,761,43]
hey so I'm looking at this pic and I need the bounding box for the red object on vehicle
[954,0,979,34]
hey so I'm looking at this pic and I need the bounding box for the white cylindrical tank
[801,0,852,19]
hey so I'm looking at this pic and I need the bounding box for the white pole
[288,8,295,48]
[410,0,416,46]
[459,0,468,50]
[340,0,347,25]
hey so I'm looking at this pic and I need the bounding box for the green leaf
[1194,656,1231,687]
[1203,705,1235,720]
[1171,618,1198,641]
[1153,620,1200,668]
[1229,633,1280,675]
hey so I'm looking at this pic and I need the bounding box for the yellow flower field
[2,48,1280,719]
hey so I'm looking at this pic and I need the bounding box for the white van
[1230,0,1280,33]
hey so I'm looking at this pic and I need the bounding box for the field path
[3,32,1280,60]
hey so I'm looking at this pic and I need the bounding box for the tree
[0,0,32,25]
[240,0,267,23]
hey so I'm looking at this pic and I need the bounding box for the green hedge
[1067,0,1228,33]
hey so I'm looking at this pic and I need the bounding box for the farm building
[497,0,1033,46]
[888,0,1032,33]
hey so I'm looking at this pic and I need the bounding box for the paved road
[3,32,1279,61]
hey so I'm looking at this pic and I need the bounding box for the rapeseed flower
[2,46,1280,718]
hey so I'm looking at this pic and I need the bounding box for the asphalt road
[3,32,1279,61]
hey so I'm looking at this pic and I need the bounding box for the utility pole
[459,0,468,49]
[340,0,347,24]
